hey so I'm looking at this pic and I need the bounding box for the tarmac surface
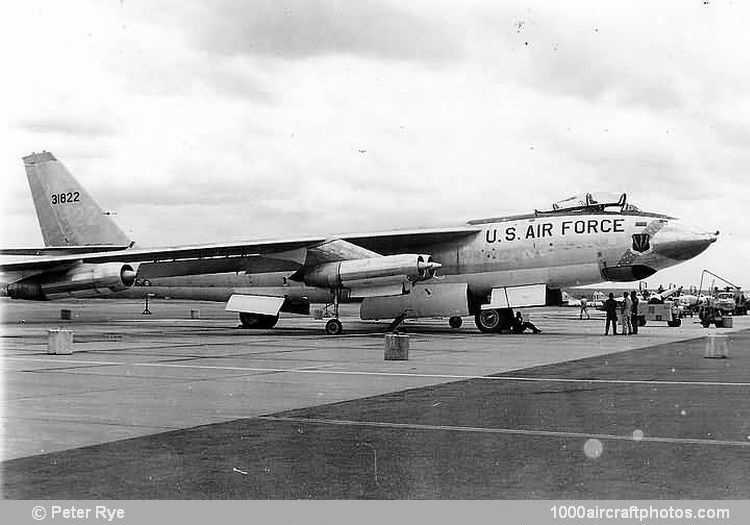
[1,298,749,498]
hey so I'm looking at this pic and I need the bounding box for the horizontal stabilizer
[0,245,131,256]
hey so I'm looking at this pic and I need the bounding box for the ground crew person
[630,291,639,334]
[579,296,590,319]
[511,311,542,334]
[604,293,618,335]
[621,291,633,335]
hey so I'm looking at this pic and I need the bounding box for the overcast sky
[1,0,748,288]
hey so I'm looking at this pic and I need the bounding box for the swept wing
[1,226,479,275]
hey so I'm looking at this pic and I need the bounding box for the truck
[640,302,681,327]
[697,270,746,317]
[714,290,748,316]
[698,302,731,328]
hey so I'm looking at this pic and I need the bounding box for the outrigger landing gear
[449,316,463,329]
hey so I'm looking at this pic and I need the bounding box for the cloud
[468,3,700,112]
[175,0,463,62]
[15,116,118,138]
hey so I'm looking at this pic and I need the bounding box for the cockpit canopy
[468,191,674,225]
[541,192,641,214]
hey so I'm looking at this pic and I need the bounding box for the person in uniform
[604,293,618,335]
[621,291,633,335]
[579,296,590,320]
[511,311,542,334]
[630,291,639,334]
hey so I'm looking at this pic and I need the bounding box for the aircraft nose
[653,224,718,261]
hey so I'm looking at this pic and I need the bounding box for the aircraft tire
[449,316,463,329]
[325,319,343,335]
[239,312,279,329]
[475,309,501,333]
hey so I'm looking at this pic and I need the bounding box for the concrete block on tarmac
[385,333,409,360]
[704,332,729,359]
[48,329,74,355]
[190,309,201,319]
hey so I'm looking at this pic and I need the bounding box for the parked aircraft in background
[1,152,719,334]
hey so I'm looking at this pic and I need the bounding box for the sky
[1,0,749,289]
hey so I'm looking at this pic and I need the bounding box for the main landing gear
[474,308,514,333]
[449,316,463,329]
[239,312,279,329]
[322,287,344,335]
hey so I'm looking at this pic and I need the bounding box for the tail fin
[23,151,132,247]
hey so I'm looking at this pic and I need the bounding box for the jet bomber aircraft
[1,152,718,334]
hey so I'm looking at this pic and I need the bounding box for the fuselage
[119,209,717,310]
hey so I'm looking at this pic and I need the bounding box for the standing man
[579,296,590,320]
[604,293,618,335]
[630,291,639,334]
[621,291,633,335]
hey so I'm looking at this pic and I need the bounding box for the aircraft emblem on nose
[631,233,651,253]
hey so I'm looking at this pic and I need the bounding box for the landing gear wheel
[325,319,343,335]
[449,316,463,329]
[239,312,279,329]
[475,309,500,333]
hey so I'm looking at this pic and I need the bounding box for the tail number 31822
[51,191,80,204]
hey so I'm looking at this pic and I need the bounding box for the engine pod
[8,262,139,300]
[301,254,438,289]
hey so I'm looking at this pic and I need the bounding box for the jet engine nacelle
[7,262,138,300]
[301,254,440,289]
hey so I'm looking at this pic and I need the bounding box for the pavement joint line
[2,415,177,431]
[4,356,750,387]
[258,416,750,448]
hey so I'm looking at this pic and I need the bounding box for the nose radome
[653,222,718,261]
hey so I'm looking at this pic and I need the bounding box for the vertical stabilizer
[23,152,132,247]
